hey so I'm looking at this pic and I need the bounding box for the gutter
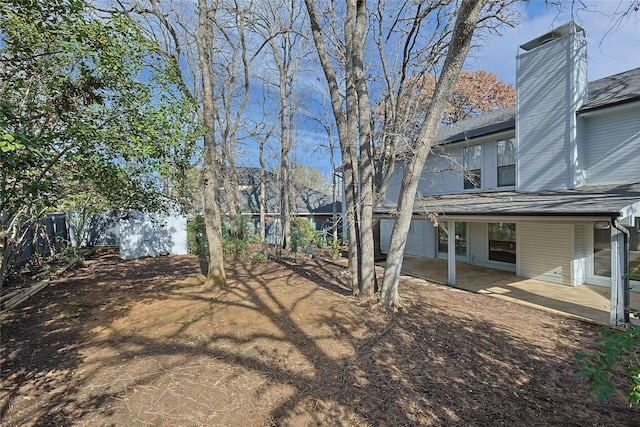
[613,218,631,323]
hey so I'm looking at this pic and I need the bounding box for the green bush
[328,238,342,259]
[222,215,257,260]
[187,214,207,256]
[575,265,640,407]
[290,218,320,254]
[188,214,258,260]
[249,250,267,262]
[575,313,640,406]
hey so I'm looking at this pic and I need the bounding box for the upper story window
[463,145,482,189]
[497,138,516,187]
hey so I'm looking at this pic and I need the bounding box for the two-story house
[375,23,640,324]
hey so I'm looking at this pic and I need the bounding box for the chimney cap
[520,22,585,52]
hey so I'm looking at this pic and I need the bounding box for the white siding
[405,220,426,257]
[583,105,640,186]
[379,219,437,258]
[119,211,188,260]
[383,164,404,204]
[419,147,463,196]
[483,141,498,190]
[517,223,573,285]
[468,222,488,265]
[575,115,587,187]
[516,30,587,191]
[423,220,437,258]
[380,219,393,252]
[573,224,589,285]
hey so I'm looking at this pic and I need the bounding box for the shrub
[222,215,257,260]
[188,214,259,261]
[187,214,207,256]
[290,218,320,255]
[328,238,342,259]
[575,266,640,407]
[575,314,640,406]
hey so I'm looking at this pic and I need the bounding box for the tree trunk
[280,140,291,250]
[353,0,376,297]
[343,0,364,295]
[197,0,226,290]
[280,66,293,250]
[343,153,360,295]
[330,140,338,244]
[304,0,360,294]
[259,140,267,243]
[222,161,242,220]
[380,0,487,309]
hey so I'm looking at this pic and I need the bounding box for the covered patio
[399,255,640,325]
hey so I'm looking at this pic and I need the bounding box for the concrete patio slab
[397,255,640,325]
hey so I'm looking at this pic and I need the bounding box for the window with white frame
[497,138,516,187]
[463,145,482,189]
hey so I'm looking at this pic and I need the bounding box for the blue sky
[249,1,640,179]
[469,0,640,84]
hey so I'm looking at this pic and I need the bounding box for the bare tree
[249,0,311,250]
[368,0,458,259]
[111,0,287,288]
[215,3,251,221]
[304,0,377,298]
[245,113,277,243]
[196,0,227,289]
[106,0,229,289]
[380,0,494,309]
[304,90,341,243]
[302,0,515,307]
[112,0,261,288]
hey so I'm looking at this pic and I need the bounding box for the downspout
[613,218,630,323]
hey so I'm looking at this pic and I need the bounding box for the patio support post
[610,225,625,325]
[447,220,456,285]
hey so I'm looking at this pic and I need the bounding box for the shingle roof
[375,182,640,218]
[435,66,640,145]
[231,167,338,215]
[580,67,640,112]
[436,106,515,145]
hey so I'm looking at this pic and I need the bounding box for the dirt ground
[1,248,639,426]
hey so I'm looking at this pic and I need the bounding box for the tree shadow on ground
[1,250,638,426]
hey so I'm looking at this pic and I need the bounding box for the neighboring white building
[376,23,640,325]
[119,210,188,260]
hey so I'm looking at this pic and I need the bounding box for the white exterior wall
[384,164,404,204]
[379,219,437,258]
[416,136,513,196]
[483,141,498,190]
[404,219,426,256]
[423,220,437,257]
[468,222,488,266]
[119,210,188,260]
[516,29,587,191]
[573,224,588,286]
[418,148,463,196]
[380,219,393,252]
[582,103,640,186]
[517,223,573,285]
